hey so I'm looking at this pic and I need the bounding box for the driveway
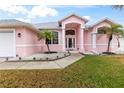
[0,53,84,70]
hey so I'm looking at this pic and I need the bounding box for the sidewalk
[0,53,84,70]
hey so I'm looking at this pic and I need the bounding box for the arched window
[66,30,75,35]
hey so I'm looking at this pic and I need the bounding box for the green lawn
[0,55,124,88]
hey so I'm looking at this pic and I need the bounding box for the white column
[80,25,84,52]
[62,26,65,51]
[92,33,96,48]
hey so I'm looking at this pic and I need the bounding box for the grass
[0,55,124,87]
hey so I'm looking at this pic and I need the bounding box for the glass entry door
[66,37,75,49]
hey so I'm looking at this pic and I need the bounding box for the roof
[0,19,38,32]
[90,17,119,28]
[0,16,120,31]
[35,17,120,30]
[35,22,61,29]
[58,14,88,23]
[35,14,88,29]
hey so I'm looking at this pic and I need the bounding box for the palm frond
[103,24,124,37]
[112,5,124,10]
[37,29,54,41]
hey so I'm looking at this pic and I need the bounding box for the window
[98,30,106,34]
[66,30,75,35]
[46,32,59,44]
[97,27,106,34]
[53,32,58,44]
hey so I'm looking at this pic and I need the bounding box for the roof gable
[90,18,119,28]
[58,14,88,23]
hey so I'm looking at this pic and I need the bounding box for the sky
[0,5,124,25]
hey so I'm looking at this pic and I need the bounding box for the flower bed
[6,52,71,62]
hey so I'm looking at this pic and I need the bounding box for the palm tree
[112,5,124,10]
[37,30,54,53]
[104,24,124,52]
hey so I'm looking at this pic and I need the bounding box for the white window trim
[46,31,59,45]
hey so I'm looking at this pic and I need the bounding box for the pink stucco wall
[62,15,86,51]
[16,27,43,57]
[84,21,119,53]
[16,28,63,57]
[84,30,92,51]
[96,34,118,53]
[41,45,63,52]
[39,29,63,52]
[62,16,85,26]
[15,17,119,57]
[76,25,80,50]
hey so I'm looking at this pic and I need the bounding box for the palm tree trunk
[46,41,50,53]
[107,34,113,52]
[117,37,120,48]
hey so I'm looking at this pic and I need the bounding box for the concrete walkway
[0,53,84,70]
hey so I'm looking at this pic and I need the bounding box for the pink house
[0,14,121,57]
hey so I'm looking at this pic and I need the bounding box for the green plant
[112,5,124,10]
[104,24,124,52]
[37,29,54,53]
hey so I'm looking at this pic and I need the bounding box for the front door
[66,37,75,50]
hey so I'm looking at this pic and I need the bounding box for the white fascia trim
[17,43,118,47]
[16,44,62,47]
[84,44,118,45]
[16,44,42,47]
[0,28,15,31]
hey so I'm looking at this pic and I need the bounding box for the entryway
[66,36,75,50]
[65,30,76,50]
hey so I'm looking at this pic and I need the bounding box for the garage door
[0,31,15,57]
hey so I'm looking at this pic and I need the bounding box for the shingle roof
[35,22,61,29]
[0,17,120,31]
[0,19,38,31]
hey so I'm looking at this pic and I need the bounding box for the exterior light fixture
[18,33,21,38]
